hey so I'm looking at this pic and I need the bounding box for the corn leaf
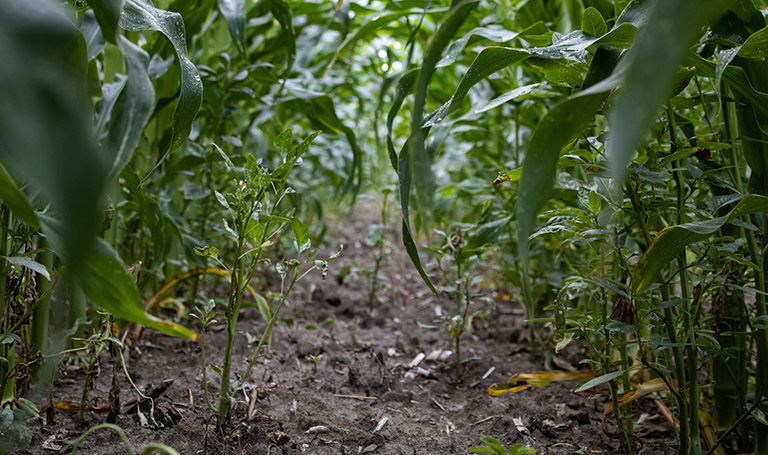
[633,194,768,295]
[605,0,729,185]
[105,36,155,182]
[324,7,449,76]
[0,0,107,269]
[488,370,594,397]
[120,0,203,153]
[218,0,246,50]
[88,0,124,43]
[0,163,39,228]
[269,0,295,71]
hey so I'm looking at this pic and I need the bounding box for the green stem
[216,236,246,427]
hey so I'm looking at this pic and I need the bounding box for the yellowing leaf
[489,370,594,397]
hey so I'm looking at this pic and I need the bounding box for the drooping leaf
[104,35,155,182]
[40,214,195,339]
[0,163,39,228]
[218,0,246,50]
[633,194,768,295]
[4,256,51,281]
[120,0,203,153]
[400,0,480,297]
[269,0,296,71]
[489,370,594,396]
[88,0,124,43]
[423,22,636,128]
[386,68,419,171]
[0,0,107,269]
[605,0,729,185]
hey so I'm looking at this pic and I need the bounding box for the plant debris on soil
[21,200,675,455]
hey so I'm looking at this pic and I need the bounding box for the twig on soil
[471,415,499,426]
[431,398,446,411]
[333,394,378,400]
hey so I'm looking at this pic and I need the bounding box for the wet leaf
[120,0,203,153]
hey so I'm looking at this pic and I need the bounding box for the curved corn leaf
[633,194,768,295]
[386,68,419,171]
[323,7,449,77]
[41,215,196,340]
[739,25,768,59]
[474,83,544,114]
[120,0,203,153]
[0,0,107,268]
[489,370,594,397]
[0,163,39,228]
[296,97,361,195]
[218,0,246,50]
[605,0,729,185]
[269,0,296,71]
[402,0,479,296]
[88,0,124,43]
[436,22,548,69]
[517,70,622,277]
[423,23,637,128]
[104,35,155,182]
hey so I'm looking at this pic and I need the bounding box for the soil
[18,199,675,455]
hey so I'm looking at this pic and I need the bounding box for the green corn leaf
[323,7,449,77]
[633,194,768,295]
[738,25,768,59]
[0,0,107,269]
[423,23,636,128]
[40,216,196,339]
[436,22,548,69]
[88,0,124,43]
[386,68,419,171]
[269,0,296,71]
[0,163,39,228]
[120,0,203,153]
[104,35,155,182]
[605,0,729,185]
[474,83,543,114]
[218,0,246,50]
[400,0,479,297]
[295,97,361,195]
[517,70,622,269]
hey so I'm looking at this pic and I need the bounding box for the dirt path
[22,200,673,454]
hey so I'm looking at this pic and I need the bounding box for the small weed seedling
[469,435,535,455]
